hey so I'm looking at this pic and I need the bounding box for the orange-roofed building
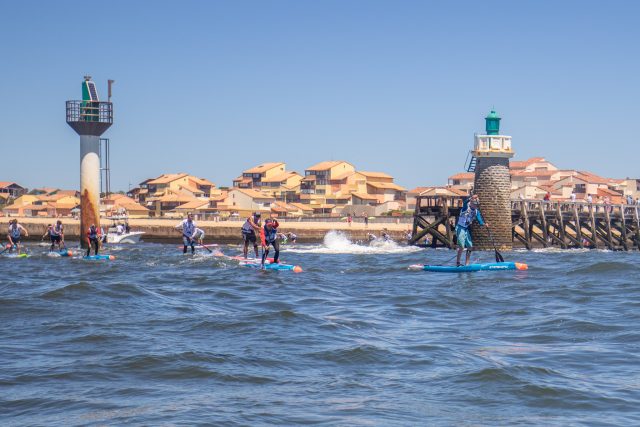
[596,187,624,204]
[0,182,27,199]
[259,171,303,202]
[288,202,314,215]
[135,173,218,215]
[226,188,276,216]
[509,157,557,172]
[365,181,406,204]
[102,194,150,218]
[301,161,356,207]
[233,163,286,189]
[447,172,475,191]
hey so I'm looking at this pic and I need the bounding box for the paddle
[199,241,212,253]
[474,205,504,263]
[484,223,505,263]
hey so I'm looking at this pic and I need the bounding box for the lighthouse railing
[66,100,113,124]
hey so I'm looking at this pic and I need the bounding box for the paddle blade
[495,250,505,263]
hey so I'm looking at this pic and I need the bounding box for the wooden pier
[410,196,640,251]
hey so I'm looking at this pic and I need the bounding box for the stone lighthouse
[469,110,514,250]
[66,77,113,247]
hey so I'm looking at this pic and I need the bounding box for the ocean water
[1,231,639,426]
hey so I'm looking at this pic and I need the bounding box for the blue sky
[1,0,638,191]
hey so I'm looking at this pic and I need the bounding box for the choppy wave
[1,242,639,425]
[285,230,421,254]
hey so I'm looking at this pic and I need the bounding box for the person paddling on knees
[262,218,281,266]
[455,194,487,267]
[86,224,101,257]
[8,219,28,255]
[241,212,262,259]
[175,212,197,254]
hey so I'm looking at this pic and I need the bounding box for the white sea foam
[285,230,421,254]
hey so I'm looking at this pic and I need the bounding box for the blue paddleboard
[239,260,302,272]
[410,262,528,272]
[83,255,115,260]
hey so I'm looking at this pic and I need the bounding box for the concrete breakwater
[6,217,413,244]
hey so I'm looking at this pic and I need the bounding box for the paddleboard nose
[293,266,303,273]
[515,262,528,270]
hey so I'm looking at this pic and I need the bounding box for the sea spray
[285,230,421,254]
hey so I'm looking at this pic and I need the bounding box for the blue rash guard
[455,198,484,249]
[457,198,484,229]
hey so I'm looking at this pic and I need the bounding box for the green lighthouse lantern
[485,109,501,135]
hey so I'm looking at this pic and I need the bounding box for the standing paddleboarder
[7,219,28,255]
[241,212,262,259]
[176,212,197,254]
[455,194,487,267]
[48,220,65,252]
[86,224,101,257]
[261,218,281,267]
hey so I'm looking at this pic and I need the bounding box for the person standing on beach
[176,213,197,254]
[8,219,28,254]
[347,213,352,226]
[455,194,486,267]
[241,212,262,259]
